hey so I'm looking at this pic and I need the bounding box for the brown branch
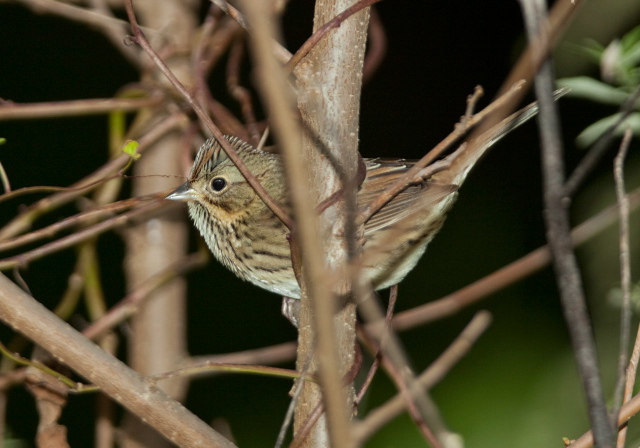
[392,185,640,330]
[191,10,250,140]
[82,250,208,340]
[0,195,166,270]
[353,311,492,445]
[123,0,293,230]
[184,341,297,371]
[8,0,162,66]
[570,392,640,448]
[355,284,398,406]
[357,81,524,226]
[226,38,261,144]
[613,128,633,448]
[210,0,249,29]
[210,0,292,64]
[356,282,454,445]
[520,0,612,445]
[362,7,387,84]
[149,363,307,384]
[356,318,442,448]
[285,0,382,73]
[0,96,162,121]
[564,87,640,198]
[242,0,355,442]
[482,0,583,135]
[0,112,186,240]
[0,194,153,252]
[0,272,236,447]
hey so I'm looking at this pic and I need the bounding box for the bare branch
[613,128,633,448]
[0,272,237,447]
[8,0,162,66]
[564,87,640,197]
[353,311,492,444]
[0,96,162,121]
[0,195,165,270]
[357,81,525,226]
[520,0,613,445]
[239,0,360,445]
[392,185,640,330]
[0,112,186,239]
[82,250,209,340]
[285,0,381,72]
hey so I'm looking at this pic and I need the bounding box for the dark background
[1,0,640,446]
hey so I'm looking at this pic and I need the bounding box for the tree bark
[293,1,370,446]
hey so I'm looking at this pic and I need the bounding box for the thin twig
[357,283,454,446]
[0,96,162,121]
[362,7,386,84]
[0,194,153,252]
[0,272,237,447]
[0,112,186,239]
[226,38,261,144]
[82,250,209,340]
[285,0,382,73]
[149,363,308,385]
[211,0,249,29]
[356,320,443,448]
[392,185,640,330]
[9,0,161,66]
[520,0,613,446]
[0,196,165,270]
[355,285,398,405]
[353,311,492,445]
[210,0,292,65]
[275,352,315,448]
[486,0,583,135]
[357,81,524,226]
[564,87,640,198]
[613,128,633,448]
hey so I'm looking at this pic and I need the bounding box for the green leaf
[556,77,634,106]
[620,24,640,53]
[575,112,640,148]
[0,138,6,145]
[122,140,141,160]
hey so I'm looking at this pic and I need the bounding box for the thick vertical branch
[293,1,370,446]
[121,0,196,446]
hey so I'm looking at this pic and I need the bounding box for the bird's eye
[211,177,227,192]
[211,177,227,191]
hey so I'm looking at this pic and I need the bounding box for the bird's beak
[165,182,197,202]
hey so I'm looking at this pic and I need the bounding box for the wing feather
[360,159,458,235]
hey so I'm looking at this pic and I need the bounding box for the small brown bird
[167,102,541,299]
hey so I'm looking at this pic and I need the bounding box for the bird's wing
[360,159,458,236]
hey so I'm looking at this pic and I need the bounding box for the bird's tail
[434,89,567,187]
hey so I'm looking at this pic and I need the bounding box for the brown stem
[521,0,612,445]
[285,0,382,73]
[0,96,162,121]
[0,196,165,270]
[613,128,633,448]
[353,312,492,444]
[0,272,236,447]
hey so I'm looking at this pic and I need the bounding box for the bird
[166,100,544,300]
